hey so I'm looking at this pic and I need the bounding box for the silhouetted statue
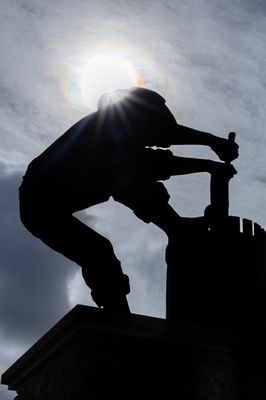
[19,88,238,314]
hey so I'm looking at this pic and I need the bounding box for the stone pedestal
[2,305,266,399]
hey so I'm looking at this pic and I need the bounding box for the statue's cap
[97,87,165,110]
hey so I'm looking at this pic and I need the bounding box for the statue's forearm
[170,124,218,147]
[169,125,239,163]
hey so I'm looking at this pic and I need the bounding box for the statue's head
[97,87,177,147]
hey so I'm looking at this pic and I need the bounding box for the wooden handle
[209,131,236,227]
[228,131,236,143]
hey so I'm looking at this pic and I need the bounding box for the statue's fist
[211,134,239,163]
[209,161,237,179]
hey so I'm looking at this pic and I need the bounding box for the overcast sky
[1,1,266,398]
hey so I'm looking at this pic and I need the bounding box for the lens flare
[60,46,164,113]
[80,55,137,109]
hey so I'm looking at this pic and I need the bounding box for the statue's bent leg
[113,181,176,235]
[19,194,130,314]
[113,181,207,238]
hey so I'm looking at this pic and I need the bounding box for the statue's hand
[208,161,237,179]
[210,136,239,163]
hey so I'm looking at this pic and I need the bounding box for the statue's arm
[170,124,239,162]
[170,124,221,146]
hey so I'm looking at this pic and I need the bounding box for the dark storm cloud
[0,165,98,398]
[0,167,77,396]
[0,168,75,341]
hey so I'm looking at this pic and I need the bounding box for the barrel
[166,217,266,326]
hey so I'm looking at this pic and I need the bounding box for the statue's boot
[93,291,131,315]
[81,258,131,315]
[90,273,131,315]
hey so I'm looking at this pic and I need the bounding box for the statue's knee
[133,185,171,223]
[90,273,130,308]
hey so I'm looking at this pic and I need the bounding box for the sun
[79,54,138,109]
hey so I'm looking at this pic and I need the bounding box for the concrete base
[2,305,266,399]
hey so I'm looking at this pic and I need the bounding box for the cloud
[0,167,78,399]
[0,168,75,340]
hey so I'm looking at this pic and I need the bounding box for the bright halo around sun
[79,54,138,109]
